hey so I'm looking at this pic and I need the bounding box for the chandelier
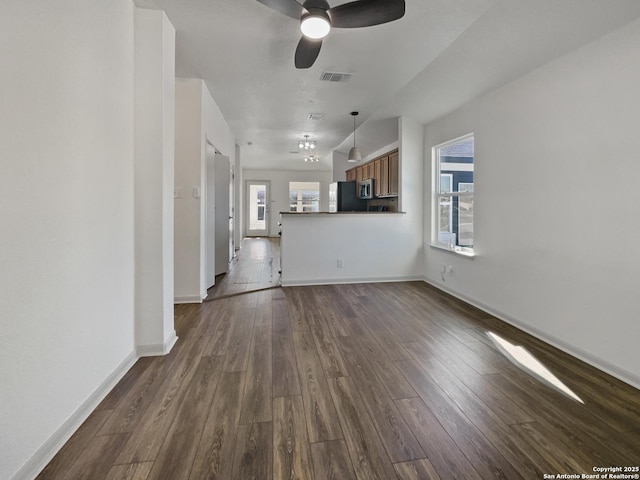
[304,155,319,162]
[298,135,317,151]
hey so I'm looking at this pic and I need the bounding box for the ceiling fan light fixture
[300,9,331,39]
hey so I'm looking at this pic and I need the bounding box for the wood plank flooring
[206,237,280,300]
[38,282,640,480]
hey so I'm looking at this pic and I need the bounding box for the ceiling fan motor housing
[301,7,331,26]
[303,0,330,11]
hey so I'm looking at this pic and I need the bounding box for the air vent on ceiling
[320,71,352,83]
[307,113,325,121]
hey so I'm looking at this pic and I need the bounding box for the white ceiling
[133,0,640,171]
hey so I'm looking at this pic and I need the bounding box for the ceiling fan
[257,0,406,69]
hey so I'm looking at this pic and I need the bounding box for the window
[289,181,320,212]
[433,134,474,254]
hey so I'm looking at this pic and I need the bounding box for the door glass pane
[249,184,266,231]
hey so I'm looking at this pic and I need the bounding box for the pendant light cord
[351,111,358,147]
[353,115,356,147]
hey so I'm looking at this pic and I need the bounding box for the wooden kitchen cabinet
[346,169,356,182]
[344,148,398,197]
[379,155,389,196]
[374,159,382,196]
[388,150,399,195]
[367,163,375,179]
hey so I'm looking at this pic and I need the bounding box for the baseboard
[11,351,138,480]
[174,294,205,304]
[421,277,640,391]
[281,274,424,287]
[136,330,178,357]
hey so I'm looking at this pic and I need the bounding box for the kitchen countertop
[280,211,405,215]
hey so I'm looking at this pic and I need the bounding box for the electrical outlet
[337,258,344,268]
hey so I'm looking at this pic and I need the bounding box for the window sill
[430,244,476,258]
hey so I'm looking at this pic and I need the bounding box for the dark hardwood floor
[37,281,640,480]
[205,237,280,300]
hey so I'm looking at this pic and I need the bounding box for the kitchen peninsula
[280,210,421,287]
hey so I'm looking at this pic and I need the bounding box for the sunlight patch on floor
[487,332,584,404]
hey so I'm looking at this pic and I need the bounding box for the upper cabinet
[388,150,399,196]
[347,148,399,198]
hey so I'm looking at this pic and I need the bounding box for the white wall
[134,9,177,355]
[0,2,137,479]
[174,79,203,302]
[174,79,235,302]
[332,151,349,182]
[281,213,423,285]
[243,169,333,237]
[423,18,640,387]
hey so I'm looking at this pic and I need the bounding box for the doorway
[205,145,233,290]
[246,181,270,237]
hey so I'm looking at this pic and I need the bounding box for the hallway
[206,237,280,300]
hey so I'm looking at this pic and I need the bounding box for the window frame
[289,182,320,213]
[432,133,475,257]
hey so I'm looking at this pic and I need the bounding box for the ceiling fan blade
[329,0,405,28]
[295,36,322,69]
[256,0,305,20]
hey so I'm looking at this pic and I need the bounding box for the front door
[246,181,269,237]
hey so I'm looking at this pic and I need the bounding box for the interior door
[229,163,235,260]
[215,153,230,276]
[205,145,216,289]
[246,181,269,237]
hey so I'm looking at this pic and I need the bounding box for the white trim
[421,278,640,391]
[430,243,476,258]
[10,351,138,480]
[432,133,475,251]
[440,163,474,172]
[136,330,178,357]
[281,274,424,287]
[174,294,205,304]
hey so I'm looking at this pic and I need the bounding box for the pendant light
[347,111,361,162]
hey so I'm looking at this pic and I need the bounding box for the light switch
[193,186,200,198]
[174,186,183,199]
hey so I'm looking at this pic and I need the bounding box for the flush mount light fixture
[300,8,331,39]
[298,135,316,151]
[347,111,361,162]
